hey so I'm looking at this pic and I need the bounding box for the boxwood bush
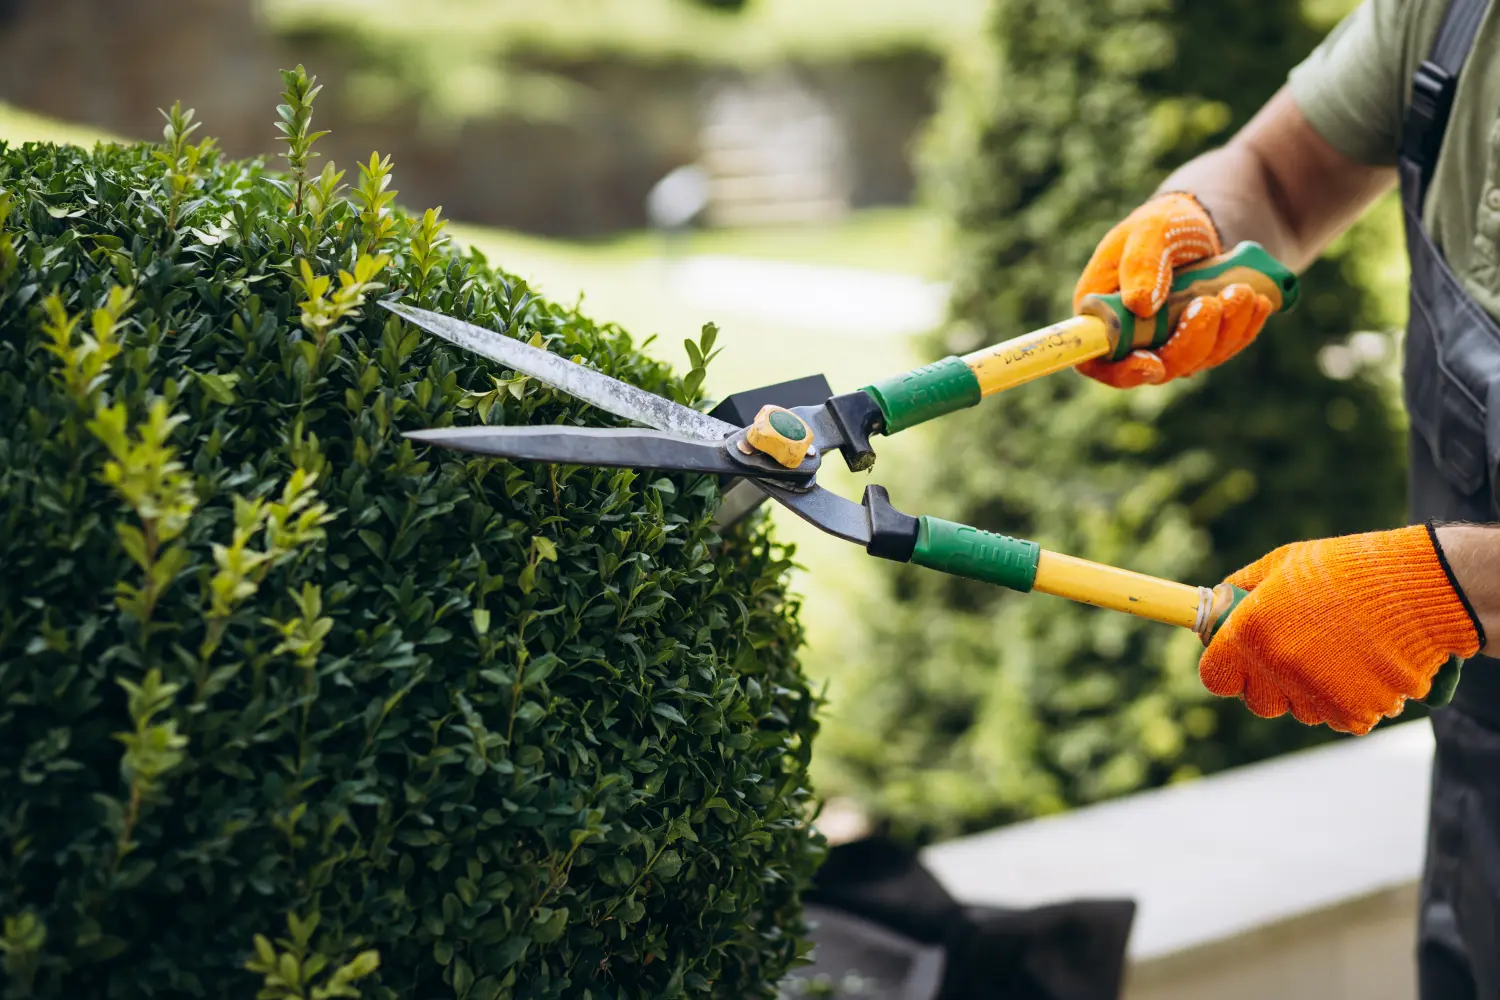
[0,74,820,999]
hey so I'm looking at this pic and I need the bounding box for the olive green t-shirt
[1289,0,1500,316]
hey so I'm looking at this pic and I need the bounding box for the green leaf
[651,703,687,726]
[357,529,386,559]
[193,370,241,404]
[532,907,567,944]
[654,849,682,880]
[452,956,474,997]
[522,653,560,686]
[342,950,380,979]
[491,935,530,970]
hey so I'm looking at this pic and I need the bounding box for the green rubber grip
[861,356,982,434]
[1079,242,1301,362]
[911,516,1040,592]
[1204,584,1249,643]
[1420,656,1462,708]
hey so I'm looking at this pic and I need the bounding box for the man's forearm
[1435,525,1500,656]
[1154,88,1396,273]
[1157,146,1305,268]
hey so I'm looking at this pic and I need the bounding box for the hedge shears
[385,242,1298,645]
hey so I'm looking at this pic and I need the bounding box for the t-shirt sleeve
[1288,0,1415,167]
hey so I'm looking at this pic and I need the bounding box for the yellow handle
[962,316,1112,397]
[1033,549,1224,637]
[957,242,1301,397]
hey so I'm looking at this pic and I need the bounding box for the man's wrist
[1433,523,1500,655]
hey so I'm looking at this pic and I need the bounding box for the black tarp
[787,838,1136,1000]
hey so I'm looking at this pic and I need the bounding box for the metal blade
[756,482,872,546]
[404,426,807,479]
[386,304,868,542]
[384,302,738,442]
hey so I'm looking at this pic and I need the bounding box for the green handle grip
[860,356,982,435]
[1423,657,1462,708]
[1079,241,1301,362]
[1201,584,1459,709]
[1202,583,1248,643]
[910,516,1041,592]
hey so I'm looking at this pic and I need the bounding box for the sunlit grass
[264,0,986,66]
[0,102,125,147]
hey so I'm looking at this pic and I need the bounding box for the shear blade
[405,425,811,480]
[383,302,738,443]
[387,300,873,542]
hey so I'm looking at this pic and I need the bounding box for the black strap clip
[1400,59,1458,176]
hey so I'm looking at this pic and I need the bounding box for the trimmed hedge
[0,87,819,999]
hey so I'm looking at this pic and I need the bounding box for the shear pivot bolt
[745,405,814,469]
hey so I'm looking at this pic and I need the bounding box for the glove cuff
[1426,519,1487,652]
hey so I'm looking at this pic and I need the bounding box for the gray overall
[1401,0,1500,995]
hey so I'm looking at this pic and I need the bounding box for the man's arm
[1158,87,1397,272]
[1436,525,1500,655]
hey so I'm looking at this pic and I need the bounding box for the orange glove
[1074,192,1275,388]
[1200,525,1483,736]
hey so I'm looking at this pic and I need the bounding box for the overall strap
[1400,0,1490,205]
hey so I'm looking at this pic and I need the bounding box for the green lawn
[0,101,123,147]
[456,207,951,280]
[265,0,986,67]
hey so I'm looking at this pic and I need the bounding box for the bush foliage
[820,0,1405,841]
[0,70,819,999]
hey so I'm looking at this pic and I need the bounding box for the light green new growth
[405,206,449,300]
[306,161,346,231]
[245,912,381,1000]
[87,400,199,633]
[40,287,132,412]
[111,668,189,864]
[295,253,390,353]
[678,321,722,404]
[201,467,333,664]
[0,189,16,285]
[0,911,47,994]
[277,65,330,216]
[353,152,399,253]
[153,102,217,228]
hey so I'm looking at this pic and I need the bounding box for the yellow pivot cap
[743,405,814,469]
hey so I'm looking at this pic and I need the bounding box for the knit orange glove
[1074,192,1275,388]
[1200,525,1483,736]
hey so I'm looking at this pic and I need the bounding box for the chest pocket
[1403,200,1500,510]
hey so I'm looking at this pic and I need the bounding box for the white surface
[650,255,950,338]
[921,721,1436,961]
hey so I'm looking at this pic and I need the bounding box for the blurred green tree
[819,0,1406,842]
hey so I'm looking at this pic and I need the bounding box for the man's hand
[1201,525,1484,735]
[1074,87,1398,389]
[1073,192,1274,388]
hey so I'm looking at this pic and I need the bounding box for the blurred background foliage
[815,0,1410,842]
[0,0,1413,847]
